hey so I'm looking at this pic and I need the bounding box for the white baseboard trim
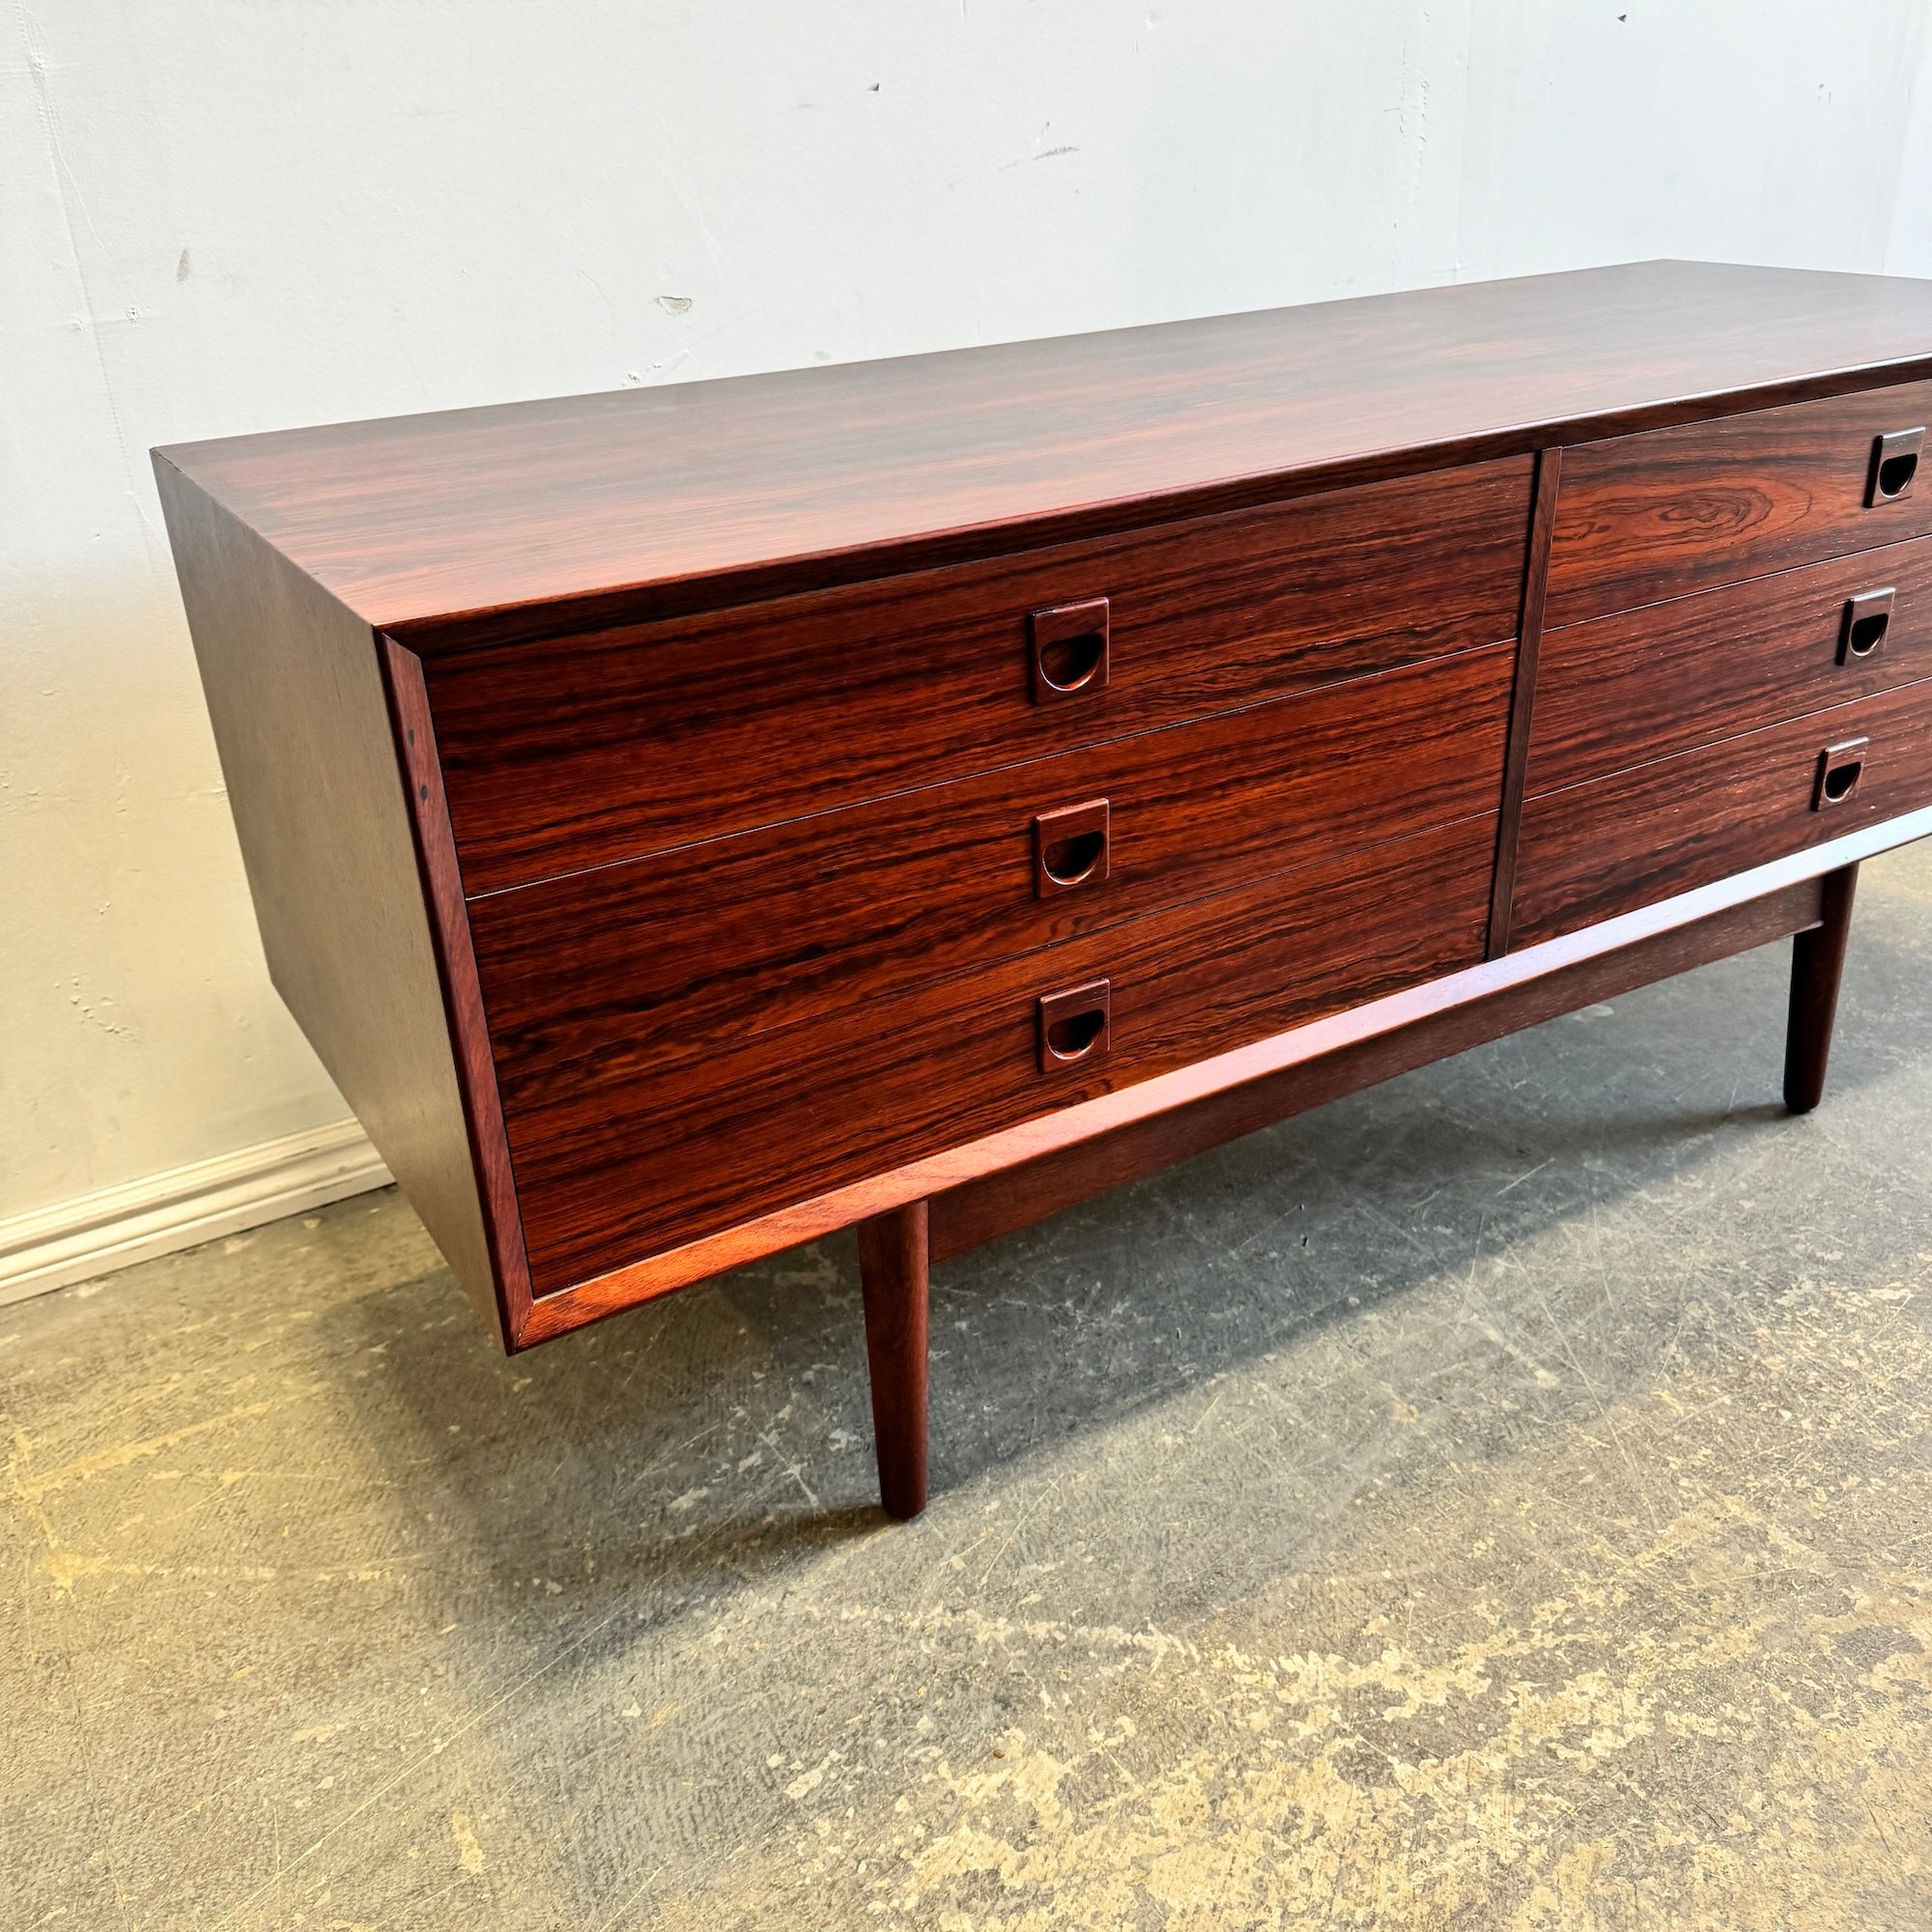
[0,1120,393,1309]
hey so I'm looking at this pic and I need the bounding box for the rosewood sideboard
[156,261,1932,1519]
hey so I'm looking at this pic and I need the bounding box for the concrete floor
[8,849,1932,1931]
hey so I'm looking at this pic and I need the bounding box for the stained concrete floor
[9,849,1932,1930]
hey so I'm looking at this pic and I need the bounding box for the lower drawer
[1512,674,1932,947]
[498,814,1497,1295]
[1527,535,1932,794]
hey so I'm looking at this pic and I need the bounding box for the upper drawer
[1528,535,1932,794]
[468,644,1513,1077]
[1546,380,1932,628]
[423,457,1532,895]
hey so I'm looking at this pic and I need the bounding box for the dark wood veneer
[426,460,1528,895]
[1512,673,1932,947]
[157,263,1932,645]
[521,810,1932,1349]
[1530,536,1932,793]
[466,646,1511,1075]
[380,642,537,1343]
[931,876,1830,1262]
[502,816,1495,1293]
[151,464,507,1345]
[1546,381,1932,628]
[156,263,1932,1519]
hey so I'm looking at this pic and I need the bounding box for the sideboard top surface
[155,260,1932,644]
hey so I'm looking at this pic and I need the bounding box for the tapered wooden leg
[1783,864,1860,1115]
[857,1200,929,1520]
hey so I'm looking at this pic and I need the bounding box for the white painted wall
[8,1,1932,1267]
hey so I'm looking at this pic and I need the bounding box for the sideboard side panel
[380,639,535,1347]
[153,458,505,1346]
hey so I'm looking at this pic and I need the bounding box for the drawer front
[497,815,1496,1294]
[1512,675,1932,947]
[1528,535,1932,794]
[469,645,1512,1073]
[1546,380,1932,629]
[426,457,1532,895]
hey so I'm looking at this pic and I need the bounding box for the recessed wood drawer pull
[1029,597,1111,702]
[1814,736,1869,810]
[1868,428,1924,505]
[1037,978,1112,1070]
[1839,587,1895,662]
[1033,798,1111,896]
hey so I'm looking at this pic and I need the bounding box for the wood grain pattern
[152,265,1932,1378]
[1512,673,1932,947]
[156,264,1932,646]
[1487,446,1563,957]
[1529,535,1932,794]
[150,460,502,1342]
[466,646,1513,1074]
[515,806,1932,1349]
[427,460,1529,895]
[931,877,1828,1262]
[502,816,1497,1295]
[1546,380,1932,628]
